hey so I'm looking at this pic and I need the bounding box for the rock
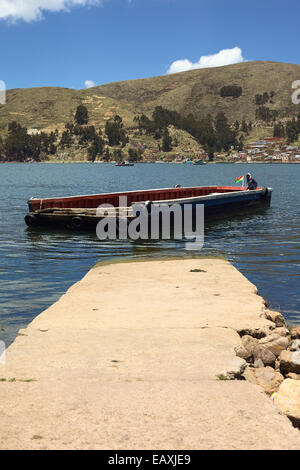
[260,332,281,342]
[259,334,289,357]
[241,334,277,366]
[219,360,246,381]
[279,350,300,375]
[289,326,300,340]
[235,345,252,361]
[275,327,289,337]
[290,340,300,352]
[274,379,300,428]
[254,359,264,368]
[286,373,300,381]
[244,366,284,395]
[265,310,285,327]
[252,344,276,367]
[239,325,275,339]
[241,335,258,355]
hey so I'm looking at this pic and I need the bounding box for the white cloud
[0,0,101,22]
[85,80,96,88]
[167,47,244,74]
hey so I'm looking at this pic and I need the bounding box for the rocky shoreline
[235,308,300,428]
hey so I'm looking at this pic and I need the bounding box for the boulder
[279,350,300,375]
[254,359,264,368]
[235,345,252,361]
[259,334,289,357]
[265,310,285,327]
[290,340,300,352]
[238,325,275,339]
[241,335,276,366]
[274,379,300,428]
[244,366,284,395]
[275,357,281,370]
[252,344,276,367]
[289,326,300,340]
[241,335,258,354]
[260,332,281,342]
[286,373,300,381]
[275,327,289,337]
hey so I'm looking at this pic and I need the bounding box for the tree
[286,118,299,144]
[0,137,4,160]
[205,146,215,161]
[128,148,142,162]
[133,106,240,154]
[220,85,242,98]
[153,106,172,128]
[237,136,244,151]
[4,122,41,162]
[241,120,248,134]
[162,128,172,152]
[215,113,237,152]
[105,115,128,146]
[75,105,89,125]
[255,92,270,106]
[134,114,155,135]
[113,148,124,162]
[255,106,278,123]
[88,135,105,161]
[65,122,74,134]
[102,148,110,162]
[78,126,96,145]
[60,130,72,149]
[273,123,285,138]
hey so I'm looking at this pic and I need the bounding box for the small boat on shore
[25,185,272,233]
[193,159,207,165]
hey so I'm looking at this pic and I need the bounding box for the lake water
[1,162,300,346]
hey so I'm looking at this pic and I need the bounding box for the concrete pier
[0,257,300,449]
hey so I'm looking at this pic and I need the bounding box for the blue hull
[164,188,272,220]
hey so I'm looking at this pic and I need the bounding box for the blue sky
[0,0,299,90]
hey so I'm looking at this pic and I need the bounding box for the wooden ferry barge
[25,185,272,232]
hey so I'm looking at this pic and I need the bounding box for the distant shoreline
[1,160,300,165]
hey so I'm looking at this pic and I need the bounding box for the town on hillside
[217,137,300,164]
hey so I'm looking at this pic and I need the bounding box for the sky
[0,0,300,90]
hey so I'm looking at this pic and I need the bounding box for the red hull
[28,186,249,212]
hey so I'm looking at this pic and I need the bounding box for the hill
[1,61,300,136]
[0,87,137,135]
[85,61,300,123]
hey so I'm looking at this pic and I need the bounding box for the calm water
[1,162,300,345]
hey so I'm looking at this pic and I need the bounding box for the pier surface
[1,258,300,450]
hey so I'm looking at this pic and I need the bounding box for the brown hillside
[0,61,300,135]
[90,61,300,122]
